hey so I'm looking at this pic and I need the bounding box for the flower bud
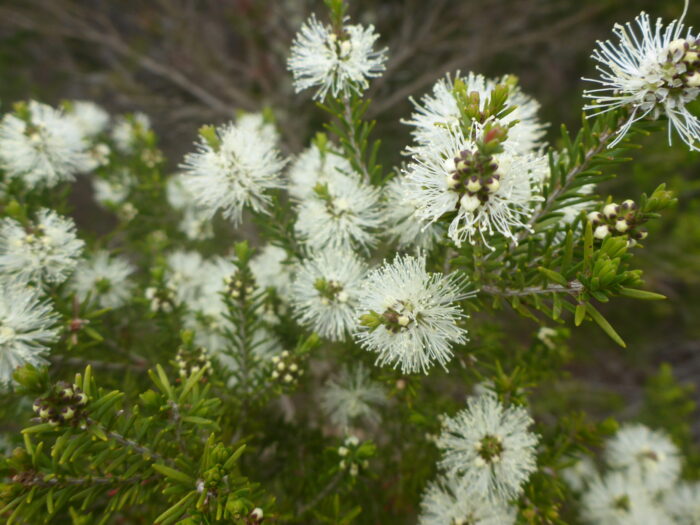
[460,194,481,213]
[668,39,688,61]
[620,199,636,211]
[687,71,700,88]
[445,173,460,190]
[443,157,456,173]
[594,224,610,239]
[250,508,264,521]
[603,203,618,219]
[484,176,500,193]
[587,211,603,224]
[615,218,630,233]
[397,315,410,327]
[465,176,481,193]
[684,50,699,64]
[61,406,75,421]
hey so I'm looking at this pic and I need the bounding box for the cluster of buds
[313,182,350,218]
[359,301,414,334]
[665,37,700,92]
[587,200,647,247]
[32,381,89,427]
[328,31,353,62]
[444,124,507,213]
[225,271,255,301]
[314,277,349,305]
[145,286,175,313]
[270,350,304,386]
[175,344,212,379]
[88,142,111,168]
[337,435,373,477]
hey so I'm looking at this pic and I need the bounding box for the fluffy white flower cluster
[70,251,135,309]
[288,14,387,100]
[436,393,539,503]
[584,5,700,150]
[291,249,366,341]
[161,251,279,374]
[320,363,387,430]
[0,282,59,386]
[400,72,549,247]
[563,423,695,524]
[0,101,91,188]
[354,254,471,374]
[0,209,84,286]
[181,114,287,224]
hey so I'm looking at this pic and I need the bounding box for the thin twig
[481,280,583,297]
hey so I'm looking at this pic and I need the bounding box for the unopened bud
[687,71,700,87]
[684,50,699,63]
[620,199,636,211]
[250,508,264,521]
[465,176,481,193]
[603,203,618,219]
[594,224,610,239]
[61,406,75,421]
[484,176,500,193]
[615,218,630,232]
[397,315,410,327]
[587,211,603,224]
[669,39,688,60]
[443,157,456,173]
[444,173,460,191]
[460,194,481,213]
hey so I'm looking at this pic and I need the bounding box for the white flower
[0,209,84,285]
[584,9,700,150]
[167,254,237,352]
[604,423,681,492]
[70,251,135,309]
[249,248,286,292]
[405,72,547,155]
[354,254,470,374]
[181,121,287,224]
[291,249,366,341]
[0,281,59,386]
[438,393,538,502]
[165,251,233,311]
[288,14,387,100]
[383,176,444,251]
[236,112,280,146]
[664,482,700,525]
[67,101,110,140]
[320,363,387,429]
[405,126,547,247]
[166,174,213,240]
[249,244,294,300]
[0,101,90,188]
[112,112,151,154]
[561,454,598,493]
[581,471,670,525]
[419,476,516,525]
[93,169,136,208]
[287,141,352,199]
[294,172,383,252]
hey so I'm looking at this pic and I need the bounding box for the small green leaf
[586,303,626,348]
[574,303,586,326]
[152,464,195,485]
[619,287,666,301]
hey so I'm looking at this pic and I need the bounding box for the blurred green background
[1,0,699,437]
